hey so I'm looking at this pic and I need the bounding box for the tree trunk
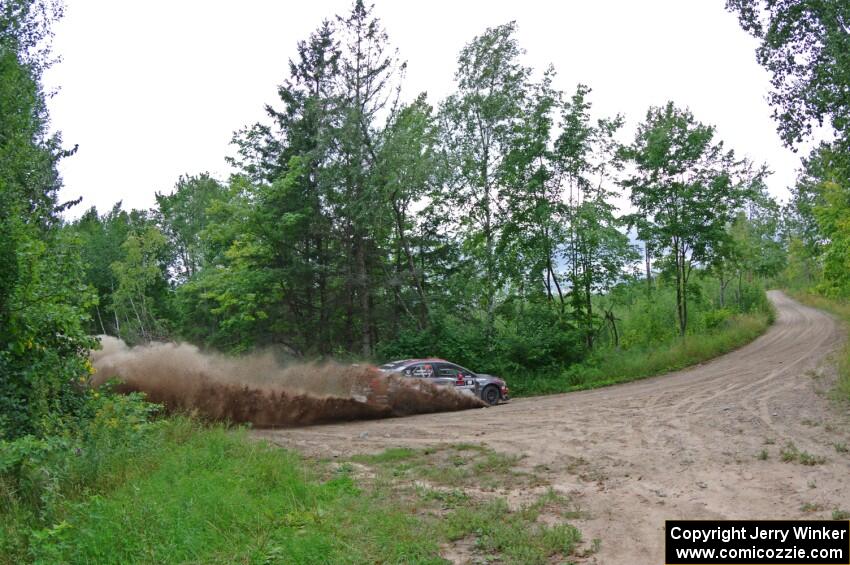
[95,304,107,335]
[585,276,594,349]
[393,202,428,328]
[737,270,743,309]
[356,235,371,358]
[111,280,120,335]
[674,239,686,337]
[129,295,147,341]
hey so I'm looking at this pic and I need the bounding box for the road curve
[256,291,850,564]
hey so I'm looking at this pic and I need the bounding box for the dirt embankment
[256,291,850,564]
[90,337,483,427]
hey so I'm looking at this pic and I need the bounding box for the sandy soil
[255,291,850,564]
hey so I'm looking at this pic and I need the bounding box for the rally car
[377,358,510,405]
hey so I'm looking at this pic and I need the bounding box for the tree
[155,173,226,282]
[376,94,440,330]
[332,0,405,356]
[783,143,850,295]
[110,224,171,343]
[554,86,635,348]
[439,21,531,347]
[70,203,133,335]
[623,102,760,335]
[498,69,561,304]
[0,0,94,438]
[811,148,850,296]
[727,0,850,150]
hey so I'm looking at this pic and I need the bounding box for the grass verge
[1,414,582,564]
[513,311,773,396]
[348,444,585,564]
[786,291,850,402]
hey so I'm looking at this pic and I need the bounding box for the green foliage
[0,0,95,440]
[622,101,765,335]
[379,273,772,397]
[508,275,773,396]
[781,145,850,300]
[4,410,543,564]
[155,173,226,282]
[56,5,779,388]
[110,224,172,343]
[727,0,850,150]
[444,497,581,564]
[813,177,850,298]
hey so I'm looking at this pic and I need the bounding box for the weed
[779,443,825,465]
[352,447,580,564]
[443,494,580,564]
[833,442,848,453]
[801,502,824,513]
[780,443,798,462]
[417,487,471,508]
[832,509,850,520]
[757,449,769,461]
[351,447,417,465]
[799,451,827,466]
[352,444,538,490]
[577,538,602,558]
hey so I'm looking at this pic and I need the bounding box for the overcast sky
[44,0,801,217]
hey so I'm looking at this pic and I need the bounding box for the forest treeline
[66,3,781,378]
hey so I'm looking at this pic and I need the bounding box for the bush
[0,392,162,560]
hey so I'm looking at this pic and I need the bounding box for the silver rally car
[378,358,510,405]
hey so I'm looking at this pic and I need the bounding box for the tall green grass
[512,311,773,396]
[1,416,445,564]
[1,405,583,564]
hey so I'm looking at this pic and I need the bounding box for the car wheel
[482,385,500,406]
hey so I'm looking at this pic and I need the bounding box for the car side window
[409,363,435,378]
[438,363,470,379]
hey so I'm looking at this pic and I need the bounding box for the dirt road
[256,291,850,564]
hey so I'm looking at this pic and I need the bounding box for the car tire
[482,385,500,406]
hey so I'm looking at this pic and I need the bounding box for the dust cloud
[89,336,484,427]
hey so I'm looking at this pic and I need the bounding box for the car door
[435,363,477,393]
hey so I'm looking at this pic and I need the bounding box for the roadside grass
[349,445,584,564]
[786,291,850,402]
[513,311,772,397]
[2,416,582,564]
[442,495,581,563]
[1,419,445,564]
[351,443,542,490]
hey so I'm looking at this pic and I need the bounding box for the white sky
[44,0,801,217]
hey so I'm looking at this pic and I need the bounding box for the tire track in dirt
[255,291,850,564]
